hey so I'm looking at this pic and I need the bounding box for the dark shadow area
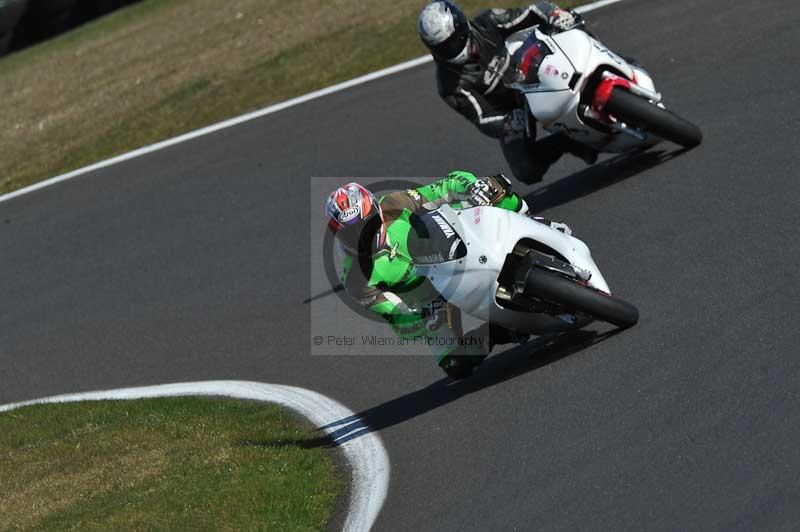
[1,0,142,56]
[280,328,624,449]
[526,147,689,214]
[237,436,335,450]
[303,283,345,305]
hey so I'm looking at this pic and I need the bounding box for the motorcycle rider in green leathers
[325,172,570,379]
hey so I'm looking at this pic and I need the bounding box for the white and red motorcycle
[504,23,702,152]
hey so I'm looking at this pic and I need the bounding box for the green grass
[0,397,342,531]
[0,0,584,195]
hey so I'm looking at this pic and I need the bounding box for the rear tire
[525,268,639,328]
[605,87,702,148]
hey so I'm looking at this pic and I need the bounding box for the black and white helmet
[418,1,471,64]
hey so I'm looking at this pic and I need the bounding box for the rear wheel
[525,268,639,328]
[605,87,702,148]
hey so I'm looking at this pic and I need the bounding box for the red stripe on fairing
[592,76,632,112]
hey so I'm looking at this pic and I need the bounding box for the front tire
[525,268,639,328]
[605,87,702,148]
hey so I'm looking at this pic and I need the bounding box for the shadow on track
[246,328,624,450]
[302,283,344,305]
[526,147,688,213]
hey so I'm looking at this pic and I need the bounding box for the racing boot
[512,132,598,184]
[438,333,490,380]
[439,354,476,380]
[500,110,551,184]
[440,323,530,380]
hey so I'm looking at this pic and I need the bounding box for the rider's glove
[531,2,579,32]
[467,177,503,206]
[548,8,578,31]
[466,174,515,207]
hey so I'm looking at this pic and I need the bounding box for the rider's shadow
[525,148,688,214]
[308,328,623,447]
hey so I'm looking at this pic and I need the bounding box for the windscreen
[407,211,467,265]
[504,31,554,89]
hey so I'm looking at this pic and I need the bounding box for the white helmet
[418,1,471,64]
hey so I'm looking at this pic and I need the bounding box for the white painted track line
[0,0,628,205]
[0,381,390,532]
[573,0,627,12]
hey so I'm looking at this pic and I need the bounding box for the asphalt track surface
[2,0,800,530]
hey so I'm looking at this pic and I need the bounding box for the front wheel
[525,268,639,328]
[605,87,702,148]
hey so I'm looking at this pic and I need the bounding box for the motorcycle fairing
[407,211,468,265]
[506,27,661,152]
[413,205,611,332]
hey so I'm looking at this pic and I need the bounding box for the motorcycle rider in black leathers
[418,1,598,183]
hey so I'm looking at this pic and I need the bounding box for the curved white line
[0,0,627,205]
[0,380,389,532]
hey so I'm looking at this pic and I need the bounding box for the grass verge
[0,0,584,195]
[0,397,342,531]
